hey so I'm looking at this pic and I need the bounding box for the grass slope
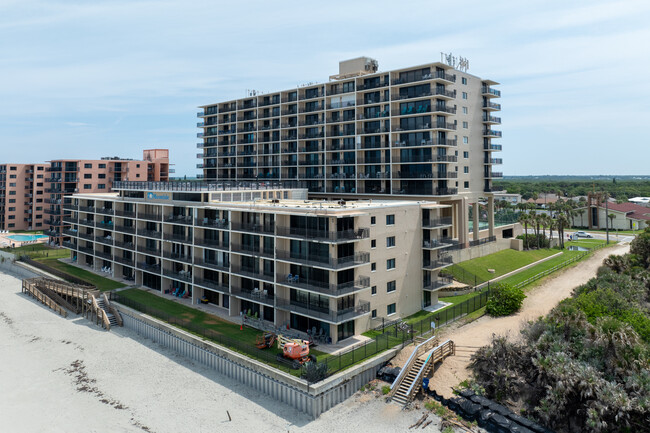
[36,258,126,291]
[446,248,557,285]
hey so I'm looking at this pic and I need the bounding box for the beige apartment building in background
[0,163,48,231]
[197,57,503,246]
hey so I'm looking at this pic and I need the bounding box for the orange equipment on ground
[276,334,316,368]
[255,332,276,349]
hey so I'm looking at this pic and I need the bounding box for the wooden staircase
[95,297,118,328]
[389,338,455,407]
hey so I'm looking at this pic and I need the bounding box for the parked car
[574,231,593,238]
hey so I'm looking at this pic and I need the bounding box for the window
[136,173,140,178]
[371,216,376,225]
[98,184,106,189]
[136,164,140,168]
[9,166,16,171]
[387,281,396,293]
[9,191,15,195]
[8,207,15,211]
[387,258,396,270]
[464,166,469,174]
[9,182,15,187]
[98,163,106,169]
[371,309,377,318]
[9,174,16,178]
[463,151,469,158]
[463,137,468,144]
[387,303,396,315]
[386,236,395,247]
[8,215,15,219]
[371,239,376,248]
[464,181,470,188]
[98,173,106,179]
[462,92,468,99]
[84,173,92,179]
[371,262,376,272]
[84,163,92,169]
[84,184,92,189]
[462,77,468,85]
[386,214,395,225]
[462,106,468,114]
[462,121,468,129]
[371,286,377,295]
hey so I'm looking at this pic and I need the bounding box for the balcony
[63,228,78,237]
[95,236,114,246]
[230,221,275,235]
[275,250,370,269]
[482,115,501,124]
[79,206,95,213]
[95,207,115,216]
[77,232,94,240]
[483,129,502,138]
[114,255,135,267]
[137,262,161,273]
[78,246,94,255]
[483,101,501,110]
[62,241,77,250]
[95,221,114,230]
[137,244,161,256]
[422,237,457,250]
[163,232,192,244]
[393,138,457,148]
[194,237,228,251]
[275,298,371,324]
[422,255,454,270]
[230,243,274,258]
[277,274,370,297]
[194,258,229,272]
[423,276,454,291]
[95,250,113,260]
[275,226,369,243]
[194,278,229,294]
[163,250,192,264]
[231,287,275,306]
[487,172,503,178]
[78,218,95,227]
[137,228,162,239]
[62,203,78,211]
[164,215,194,226]
[138,212,162,221]
[422,217,453,229]
[163,268,192,283]
[115,209,136,218]
[114,240,135,250]
[481,86,501,97]
[391,70,456,86]
[484,144,502,151]
[114,225,136,234]
[231,265,274,283]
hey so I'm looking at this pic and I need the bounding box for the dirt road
[431,243,630,398]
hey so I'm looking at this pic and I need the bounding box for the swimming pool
[6,234,49,242]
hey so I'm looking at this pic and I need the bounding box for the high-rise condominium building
[0,163,48,231]
[45,149,171,244]
[197,57,502,244]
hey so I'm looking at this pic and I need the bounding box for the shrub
[485,283,526,317]
[516,233,550,249]
[381,385,390,395]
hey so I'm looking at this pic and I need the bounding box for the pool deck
[0,233,49,248]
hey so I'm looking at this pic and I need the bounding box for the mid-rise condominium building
[197,57,502,245]
[63,181,456,342]
[0,163,48,231]
[45,149,171,244]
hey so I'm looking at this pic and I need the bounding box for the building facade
[0,163,48,231]
[45,149,171,244]
[62,181,456,342]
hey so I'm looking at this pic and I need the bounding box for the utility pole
[605,193,609,245]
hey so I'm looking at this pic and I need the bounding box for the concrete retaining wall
[118,305,397,418]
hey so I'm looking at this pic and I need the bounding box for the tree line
[494,179,650,201]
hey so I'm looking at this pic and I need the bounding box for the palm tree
[608,213,616,231]
[518,212,530,250]
[548,216,556,247]
[577,208,586,228]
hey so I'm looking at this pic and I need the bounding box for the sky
[1,0,649,177]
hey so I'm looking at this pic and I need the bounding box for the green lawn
[35,258,126,291]
[115,288,329,375]
[445,248,558,285]
[2,243,69,260]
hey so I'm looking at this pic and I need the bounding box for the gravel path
[430,243,630,398]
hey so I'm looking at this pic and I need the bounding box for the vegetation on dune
[468,227,650,433]
[485,283,526,317]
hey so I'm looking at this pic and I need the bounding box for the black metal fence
[19,256,93,287]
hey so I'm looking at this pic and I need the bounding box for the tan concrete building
[45,149,171,244]
[62,181,455,342]
[0,163,48,231]
[197,57,503,245]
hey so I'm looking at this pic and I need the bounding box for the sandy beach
[0,270,441,433]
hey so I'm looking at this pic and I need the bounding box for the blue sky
[1,0,649,177]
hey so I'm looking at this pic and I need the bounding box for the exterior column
[488,196,495,238]
[473,202,480,241]
[457,198,469,247]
